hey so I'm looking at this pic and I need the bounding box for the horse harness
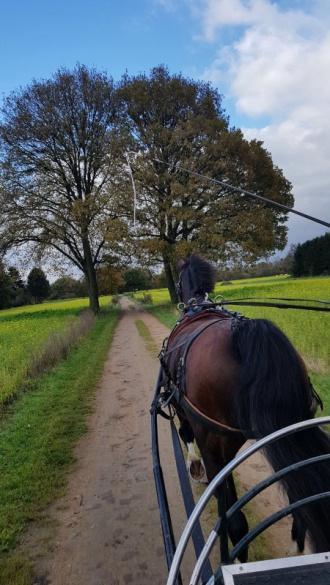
[156,303,249,438]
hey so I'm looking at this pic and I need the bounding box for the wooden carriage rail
[166,416,330,585]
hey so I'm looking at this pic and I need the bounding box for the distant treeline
[217,251,294,282]
[0,264,166,310]
[218,234,329,282]
[292,233,329,277]
[1,234,328,309]
[0,267,91,310]
[0,265,51,310]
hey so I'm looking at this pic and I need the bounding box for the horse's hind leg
[213,473,249,563]
[195,434,249,562]
[226,473,249,562]
[178,417,207,483]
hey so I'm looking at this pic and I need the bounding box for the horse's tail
[231,318,330,552]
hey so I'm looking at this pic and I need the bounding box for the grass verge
[135,319,158,356]
[147,303,177,329]
[0,309,119,583]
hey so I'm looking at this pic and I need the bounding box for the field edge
[0,309,119,585]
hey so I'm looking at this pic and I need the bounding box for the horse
[161,254,330,562]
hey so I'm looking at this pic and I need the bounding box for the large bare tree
[0,65,122,312]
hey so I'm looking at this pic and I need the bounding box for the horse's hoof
[187,459,208,484]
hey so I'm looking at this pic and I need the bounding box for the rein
[177,298,330,314]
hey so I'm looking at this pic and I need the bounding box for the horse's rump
[163,310,238,429]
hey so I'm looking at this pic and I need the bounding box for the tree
[7,266,28,306]
[0,65,122,313]
[123,267,151,291]
[7,266,24,290]
[0,261,12,309]
[292,233,330,276]
[96,264,124,295]
[119,66,293,302]
[50,276,87,299]
[27,267,50,303]
[0,263,28,308]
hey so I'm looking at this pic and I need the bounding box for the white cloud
[244,112,330,244]
[231,27,330,118]
[196,0,317,42]
[194,0,330,245]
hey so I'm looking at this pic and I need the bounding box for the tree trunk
[163,253,178,304]
[82,235,100,314]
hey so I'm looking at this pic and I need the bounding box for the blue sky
[1,0,329,250]
[1,0,205,93]
[0,1,257,124]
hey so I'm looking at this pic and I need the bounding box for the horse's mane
[184,254,217,296]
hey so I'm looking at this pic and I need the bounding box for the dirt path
[36,299,194,585]
[36,300,301,585]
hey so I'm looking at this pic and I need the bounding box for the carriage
[150,255,330,585]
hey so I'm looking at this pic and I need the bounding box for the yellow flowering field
[134,275,330,369]
[0,296,112,405]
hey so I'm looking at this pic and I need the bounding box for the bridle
[176,268,211,310]
[175,271,183,303]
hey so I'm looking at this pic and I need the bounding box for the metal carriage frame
[151,367,330,585]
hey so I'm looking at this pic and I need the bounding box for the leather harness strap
[160,311,252,438]
[176,393,245,436]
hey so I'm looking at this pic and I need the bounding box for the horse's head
[176,255,217,304]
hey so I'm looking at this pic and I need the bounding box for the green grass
[0,295,112,318]
[134,319,158,356]
[0,309,118,581]
[0,555,33,585]
[139,275,330,369]
[213,275,329,305]
[0,295,112,406]
[134,274,329,307]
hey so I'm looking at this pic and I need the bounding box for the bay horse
[162,254,330,562]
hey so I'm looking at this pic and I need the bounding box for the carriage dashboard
[217,553,330,585]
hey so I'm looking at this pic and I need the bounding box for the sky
[1,0,329,253]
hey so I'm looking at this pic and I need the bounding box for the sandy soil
[34,299,195,585]
[34,299,303,585]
